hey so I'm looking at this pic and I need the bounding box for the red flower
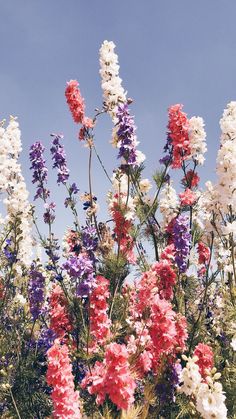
[65,80,85,124]
[198,242,210,265]
[182,170,200,188]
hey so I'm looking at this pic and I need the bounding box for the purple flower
[81,225,98,253]
[28,267,45,321]
[50,134,70,184]
[156,363,181,405]
[43,202,56,224]
[160,135,173,166]
[173,215,191,273]
[63,254,95,297]
[29,141,50,200]
[116,103,140,166]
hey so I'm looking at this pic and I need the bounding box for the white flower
[178,357,202,396]
[99,40,127,121]
[139,179,152,193]
[159,182,179,226]
[188,116,207,165]
[230,335,236,351]
[196,381,227,419]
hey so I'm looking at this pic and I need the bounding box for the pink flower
[179,188,197,206]
[168,104,190,168]
[193,343,214,379]
[49,285,72,340]
[65,80,85,124]
[46,340,81,418]
[151,259,176,300]
[82,343,136,410]
[90,275,111,349]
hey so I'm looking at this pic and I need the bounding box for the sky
[0,0,236,239]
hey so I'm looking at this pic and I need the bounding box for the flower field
[0,40,236,418]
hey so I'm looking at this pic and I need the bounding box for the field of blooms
[0,40,236,418]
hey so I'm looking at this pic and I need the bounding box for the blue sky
[0,0,236,237]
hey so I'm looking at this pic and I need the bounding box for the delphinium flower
[82,342,136,410]
[63,254,95,297]
[178,355,202,396]
[89,275,111,350]
[167,104,190,168]
[182,169,200,188]
[179,188,197,207]
[156,362,181,406]
[0,117,33,267]
[50,134,69,184]
[188,116,207,165]
[46,339,81,418]
[99,40,127,121]
[113,103,145,166]
[29,141,50,201]
[172,215,191,273]
[28,265,45,321]
[193,343,214,380]
[151,260,177,300]
[49,285,72,340]
[197,242,210,265]
[80,192,99,217]
[159,181,179,227]
[216,101,236,213]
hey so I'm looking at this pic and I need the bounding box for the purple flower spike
[50,134,70,184]
[173,214,191,273]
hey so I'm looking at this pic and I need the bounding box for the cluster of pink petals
[198,242,211,265]
[65,80,85,124]
[65,80,93,139]
[193,343,214,379]
[49,285,72,340]
[168,104,190,168]
[81,342,136,410]
[179,188,197,206]
[46,340,81,418]
[127,261,187,376]
[90,275,111,348]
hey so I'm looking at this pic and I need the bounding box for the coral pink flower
[49,285,72,340]
[193,343,214,379]
[65,80,85,124]
[198,242,210,265]
[82,343,136,410]
[179,188,197,206]
[151,260,176,300]
[168,104,190,168]
[46,340,81,418]
[90,275,111,349]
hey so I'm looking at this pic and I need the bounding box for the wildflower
[46,340,81,418]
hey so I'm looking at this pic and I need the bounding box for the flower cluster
[82,343,136,410]
[89,275,111,348]
[50,134,69,184]
[28,266,45,321]
[168,104,190,168]
[46,340,81,418]
[99,40,126,120]
[113,103,145,166]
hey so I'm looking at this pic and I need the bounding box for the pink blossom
[179,188,197,206]
[46,340,81,418]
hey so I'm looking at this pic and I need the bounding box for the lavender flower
[115,103,145,166]
[50,134,70,184]
[28,267,45,321]
[81,225,98,253]
[29,141,50,200]
[173,214,191,273]
[63,254,95,297]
